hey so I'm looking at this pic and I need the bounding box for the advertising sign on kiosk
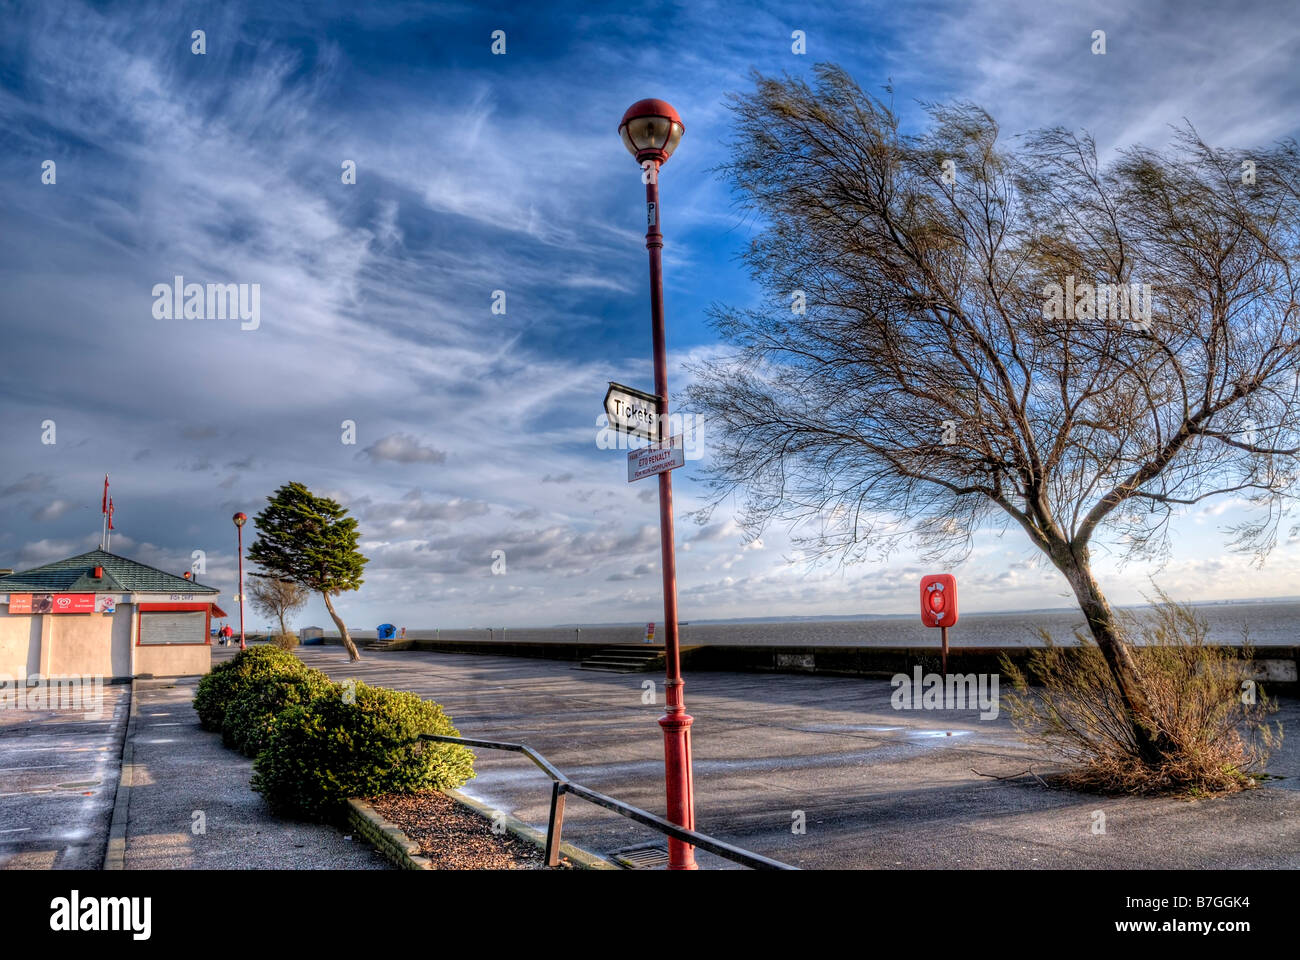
[7,593,97,614]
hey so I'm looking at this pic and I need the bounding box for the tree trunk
[1053,545,1169,763]
[321,590,361,661]
[277,610,288,636]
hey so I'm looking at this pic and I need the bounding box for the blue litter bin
[376,623,396,640]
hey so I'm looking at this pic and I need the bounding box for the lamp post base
[658,708,697,870]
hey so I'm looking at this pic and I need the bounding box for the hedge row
[192,646,475,821]
[193,644,306,735]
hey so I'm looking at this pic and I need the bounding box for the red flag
[108,497,115,531]
[101,475,109,514]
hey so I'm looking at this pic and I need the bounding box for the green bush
[221,667,338,758]
[192,645,305,732]
[252,682,475,821]
[193,659,238,731]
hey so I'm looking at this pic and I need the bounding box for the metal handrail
[419,733,797,870]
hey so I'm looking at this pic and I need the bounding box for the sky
[1,0,1298,630]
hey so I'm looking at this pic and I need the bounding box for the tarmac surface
[0,682,129,869]
[286,645,1300,869]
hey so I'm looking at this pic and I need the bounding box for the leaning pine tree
[246,482,368,662]
[687,65,1300,765]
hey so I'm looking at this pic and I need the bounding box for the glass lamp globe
[619,99,684,165]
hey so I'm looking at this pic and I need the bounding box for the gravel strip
[369,792,571,870]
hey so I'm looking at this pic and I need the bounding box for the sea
[378,599,1300,649]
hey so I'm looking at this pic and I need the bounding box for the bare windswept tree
[688,65,1300,761]
[247,574,310,637]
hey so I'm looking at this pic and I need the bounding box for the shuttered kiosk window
[139,610,207,644]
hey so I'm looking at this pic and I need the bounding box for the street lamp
[618,99,684,165]
[232,512,247,651]
[618,98,696,870]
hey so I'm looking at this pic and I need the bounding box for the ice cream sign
[7,593,98,614]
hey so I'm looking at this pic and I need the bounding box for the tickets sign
[7,593,97,614]
[605,382,661,441]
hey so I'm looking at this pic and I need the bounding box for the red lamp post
[618,98,696,870]
[233,512,247,651]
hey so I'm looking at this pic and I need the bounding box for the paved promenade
[282,645,1300,869]
[113,679,389,869]
[1,676,390,870]
[7,647,1295,870]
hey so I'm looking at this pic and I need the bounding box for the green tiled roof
[0,549,218,595]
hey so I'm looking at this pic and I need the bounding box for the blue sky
[2,0,1298,630]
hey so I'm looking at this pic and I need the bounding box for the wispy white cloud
[0,0,1296,628]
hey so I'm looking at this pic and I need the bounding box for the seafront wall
[317,633,1300,690]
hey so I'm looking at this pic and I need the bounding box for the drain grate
[609,843,670,869]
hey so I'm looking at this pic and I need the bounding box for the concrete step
[577,646,665,672]
[576,663,645,673]
[360,638,413,652]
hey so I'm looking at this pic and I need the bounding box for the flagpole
[100,474,109,551]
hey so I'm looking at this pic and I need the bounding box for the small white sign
[628,435,685,482]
